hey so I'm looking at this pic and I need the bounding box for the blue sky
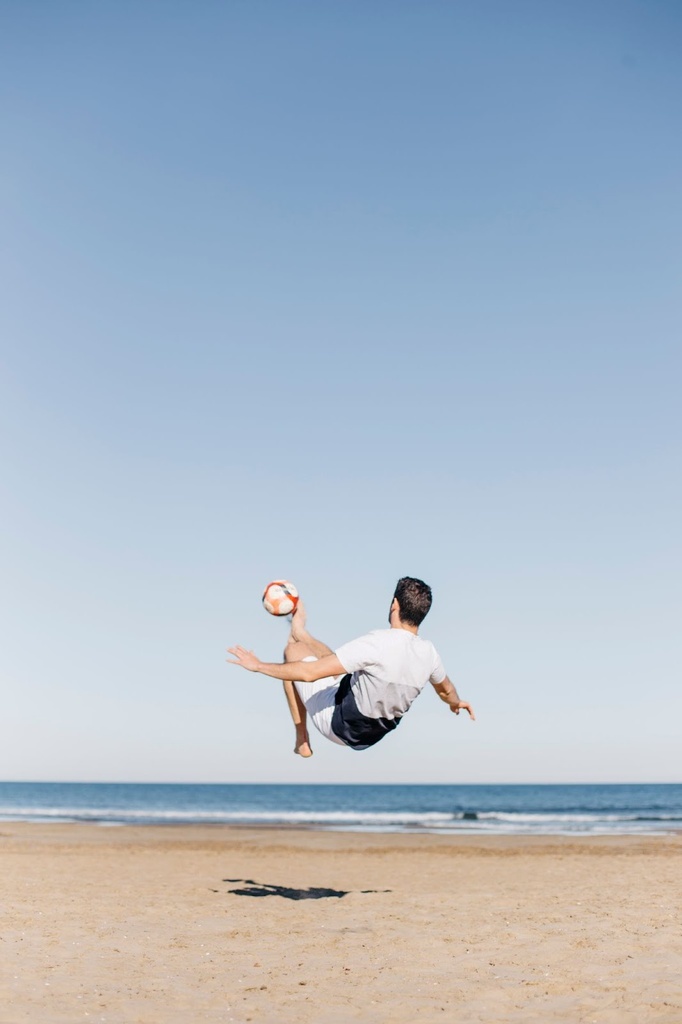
[1,1,680,783]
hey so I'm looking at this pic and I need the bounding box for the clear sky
[1,1,680,784]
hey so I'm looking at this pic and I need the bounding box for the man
[227,576,475,757]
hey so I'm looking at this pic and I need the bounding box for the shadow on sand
[219,879,392,901]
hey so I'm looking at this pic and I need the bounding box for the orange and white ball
[262,580,299,616]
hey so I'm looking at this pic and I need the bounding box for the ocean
[0,782,681,835]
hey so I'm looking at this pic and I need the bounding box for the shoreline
[3,823,681,1022]
[4,818,682,843]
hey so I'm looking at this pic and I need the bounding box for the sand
[1,823,681,1023]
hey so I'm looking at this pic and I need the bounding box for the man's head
[390,577,433,628]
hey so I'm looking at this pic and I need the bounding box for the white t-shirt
[335,628,446,722]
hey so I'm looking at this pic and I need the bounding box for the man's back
[332,628,446,749]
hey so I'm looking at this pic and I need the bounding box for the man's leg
[283,602,334,758]
[289,599,334,657]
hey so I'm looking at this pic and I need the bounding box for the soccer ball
[262,580,299,616]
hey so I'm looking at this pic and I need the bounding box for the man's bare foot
[294,728,313,758]
[289,599,309,644]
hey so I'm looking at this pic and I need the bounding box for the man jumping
[227,576,475,756]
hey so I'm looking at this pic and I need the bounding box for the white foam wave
[476,812,631,822]
[0,806,454,824]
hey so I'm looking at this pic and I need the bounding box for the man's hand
[431,676,476,720]
[226,646,261,672]
[449,700,475,720]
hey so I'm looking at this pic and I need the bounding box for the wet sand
[1,823,681,1023]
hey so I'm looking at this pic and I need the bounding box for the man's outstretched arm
[431,676,476,719]
[227,645,346,683]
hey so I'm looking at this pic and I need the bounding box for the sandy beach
[1,823,681,1023]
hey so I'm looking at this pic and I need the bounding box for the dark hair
[393,577,433,627]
